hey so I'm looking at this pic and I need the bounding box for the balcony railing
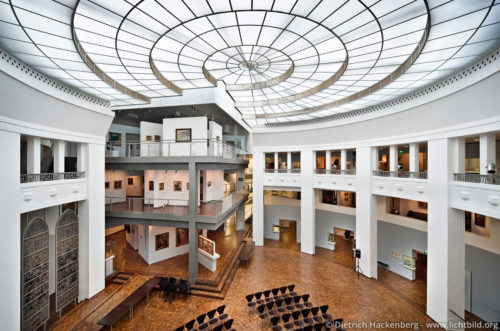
[106,139,248,160]
[264,169,301,174]
[20,172,85,183]
[105,191,249,217]
[453,173,500,185]
[372,170,427,179]
[315,169,356,175]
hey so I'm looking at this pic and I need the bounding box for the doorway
[279,220,297,248]
[199,171,204,201]
[415,250,427,280]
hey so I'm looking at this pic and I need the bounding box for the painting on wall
[475,213,485,227]
[208,241,215,255]
[187,182,189,190]
[128,178,133,185]
[108,132,122,146]
[176,128,192,142]
[418,201,428,209]
[154,135,161,142]
[105,182,110,189]
[328,233,335,244]
[176,228,189,246]
[207,181,212,187]
[149,181,154,191]
[114,180,122,189]
[155,232,169,251]
[174,181,182,191]
[159,183,164,190]
[145,135,152,141]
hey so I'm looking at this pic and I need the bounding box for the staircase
[111,272,134,285]
[190,239,246,299]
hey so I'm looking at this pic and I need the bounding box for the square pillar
[274,152,278,171]
[427,139,465,326]
[300,150,315,255]
[77,143,86,173]
[236,205,245,231]
[53,140,65,173]
[236,169,245,191]
[389,145,398,171]
[325,150,331,171]
[453,137,465,174]
[27,136,40,174]
[355,146,377,278]
[409,143,419,172]
[188,162,199,284]
[341,149,347,170]
[253,152,264,246]
[479,133,495,174]
[79,143,105,300]
[0,131,20,330]
[287,152,292,170]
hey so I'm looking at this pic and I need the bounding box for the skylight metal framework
[0,0,498,125]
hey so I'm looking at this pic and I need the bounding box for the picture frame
[154,135,161,142]
[174,181,182,192]
[149,181,154,191]
[465,211,472,232]
[114,180,122,189]
[108,132,122,146]
[418,201,428,209]
[475,213,485,227]
[145,135,152,141]
[208,241,215,255]
[105,182,110,189]
[186,182,189,190]
[175,128,192,142]
[159,183,164,190]
[328,232,335,244]
[403,255,416,269]
[207,181,212,187]
[128,178,133,185]
[155,232,169,251]
[176,228,189,247]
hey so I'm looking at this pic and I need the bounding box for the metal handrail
[372,170,427,179]
[105,197,189,215]
[264,169,301,174]
[453,173,500,185]
[105,138,248,159]
[315,169,356,175]
[20,172,85,183]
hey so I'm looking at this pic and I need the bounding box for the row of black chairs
[175,305,233,331]
[259,306,332,328]
[246,285,297,304]
[248,294,312,312]
[159,277,190,303]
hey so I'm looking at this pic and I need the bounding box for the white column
[287,152,292,170]
[427,139,465,326]
[0,131,20,330]
[300,150,315,255]
[312,151,317,171]
[453,138,465,174]
[236,169,245,191]
[389,145,398,171]
[79,143,105,301]
[409,143,420,172]
[479,133,495,174]
[325,150,331,171]
[53,140,65,173]
[274,152,278,171]
[77,143,86,173]
[341,149,347,170]
[153,170,160,208]
[253,152,264,246]
[355,147,377,278]
[27,136,40,174]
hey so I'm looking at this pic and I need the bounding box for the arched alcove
[22,217,50,330]
[55,209,79,313]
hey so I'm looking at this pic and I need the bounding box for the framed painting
[114,180,122,189]
[105,182,110,189]
[465,211,472,232]
[128,178,133,185]
[418,201,428,209]
[187,182,189,190]
[174,181,182,192]
[176,228,189,247]
[155,232,169,251]
[145,135,152,141]
[207,181,212,187]
[149,181,154,191]
[108,132,122,146]
[208,241,215,255]
[175,128,192,142]
[474,213,485,227]
[328,232,335,244]
[159,183,164,190]
[154,135,161,142]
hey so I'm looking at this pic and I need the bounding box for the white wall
[125,175,143,197]
[140,121,162,156]
[163,117,208,156]
[144,170,190,205]
[137,225,149,262]
[147,226,190,264]
[105,170,127,203]
[205,170,224,201]
[126,224,139,250]
[315,209,356,251]
[105,225,124,237]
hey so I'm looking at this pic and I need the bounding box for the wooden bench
[98,277,160,330]
[238,240,254,266]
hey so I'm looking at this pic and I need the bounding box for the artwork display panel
[155,232,169,250]
[176,128,192,142]
[176,228,189,246]
[105,182,110,189]
[198,235,216,256]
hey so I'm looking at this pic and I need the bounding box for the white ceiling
[0,0,499,128]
